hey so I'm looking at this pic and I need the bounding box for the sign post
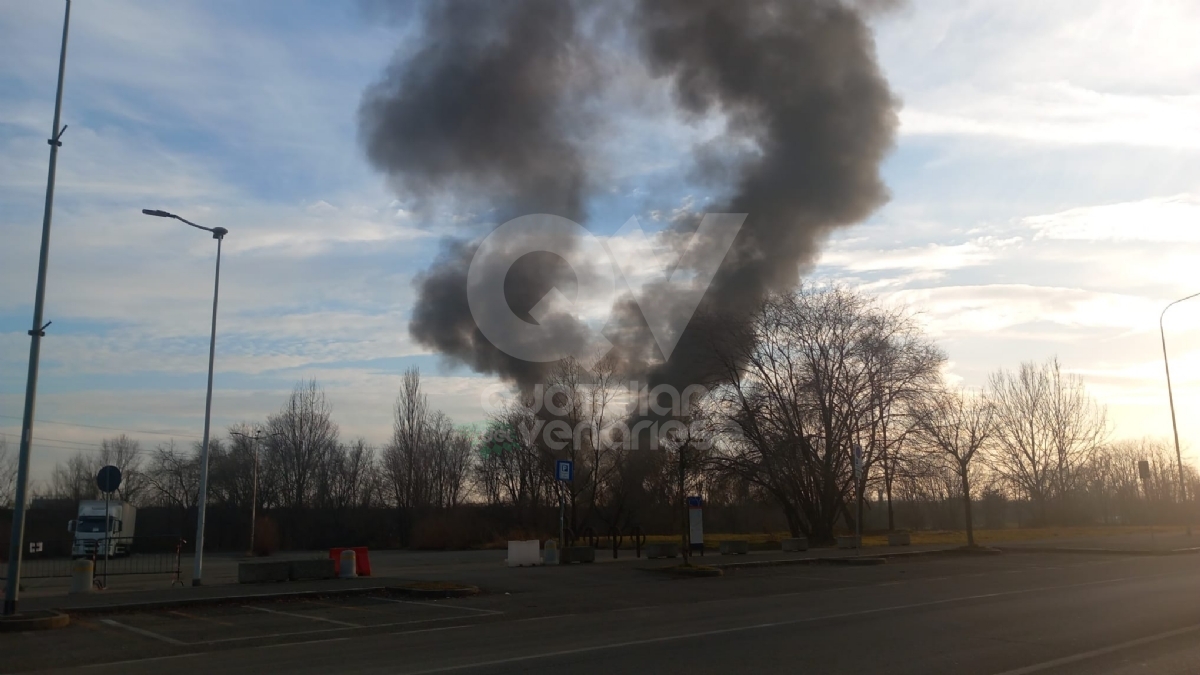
[687,496,704,556]
[95,465,121,589]
[853,444,863,553]
[1139,459,1155,546]
[555,460,573,549]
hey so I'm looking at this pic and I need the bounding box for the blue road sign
[555,459,574,482]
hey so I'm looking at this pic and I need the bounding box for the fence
[0,535,185,583]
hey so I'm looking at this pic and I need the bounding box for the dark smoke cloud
[360,0,602,386]
[359,0,898,394]
[626,0,898,393]
[359,0,597,221]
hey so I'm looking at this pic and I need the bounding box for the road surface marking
[80,652,203,670]
[168,609,235,626]
[196,613,491,645]
[244,604,360,627]
[98,618,185,645]
[370,597,502,615]
[993,622,1200,674]
[394,574,1158,675]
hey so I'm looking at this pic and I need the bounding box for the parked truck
[69,500,137,558]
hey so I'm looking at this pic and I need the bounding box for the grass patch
[629,526,1185,550]
[864,525,1187,548]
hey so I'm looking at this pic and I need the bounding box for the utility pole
[1161,291,1200,537]
[4,0,71,617]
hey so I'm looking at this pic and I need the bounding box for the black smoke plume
[359,0,898,394]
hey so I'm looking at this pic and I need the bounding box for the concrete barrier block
[289,558,336,581]
[561,546,595,564]
[782,537,809,552]
[542,540,559,565]
[836,535,860,549]
[238,561,291,583]
[507,540,541,567]
[645,542,680,559]
[719,540,750,555]
[888,532,911,546]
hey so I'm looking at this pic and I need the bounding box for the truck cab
[69,500,136,558]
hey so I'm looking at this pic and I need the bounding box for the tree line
[13,285,1197,548]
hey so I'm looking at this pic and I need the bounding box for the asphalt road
[10,551,1200,674]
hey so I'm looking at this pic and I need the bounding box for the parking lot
[92,592,502,646]
[6,550,1200,674]
[4,589,511,672]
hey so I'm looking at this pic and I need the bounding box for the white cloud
[1025,194,1200,243]
[818,237,1016,273]
[880,1,1200,148]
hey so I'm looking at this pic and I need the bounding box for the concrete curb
[389,583,481,598]
[998,546,1200,557]
[0,609,70,632]
[642,565,724,578]
[56,581,488,616]
[711,546,977,570]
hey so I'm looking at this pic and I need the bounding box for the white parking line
[370,597,503,615]
[392,574,1162,675]
[993,621,1200,674]
[99,618,185,645]
[244,604,361,627]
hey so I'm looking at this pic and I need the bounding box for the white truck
[69,500,137,558]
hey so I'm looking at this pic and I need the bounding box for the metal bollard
[631,526,647,558]
[339,549,357,579]
[69,558,94,594]
[608,527,623,559]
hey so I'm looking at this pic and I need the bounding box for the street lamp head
[141,209,173,218]
[211,226,228,240]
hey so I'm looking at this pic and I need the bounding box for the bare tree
[473,394,554,527]
[49,452,95,502]
[317,439,379,510]
[911,388,995,546]
[264,380,340,509]
[143,440,200,513]
[98,434,146,504]
[712,287,943,543]
[0,436,18,507]
[382,368,474,517]
[383,368,430,510]
[989,358,1108,522]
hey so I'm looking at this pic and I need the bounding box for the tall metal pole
[1161,291,1200,537]
[4,0,71,617]
[191,232,224,585]
[250,431,259,555]
[102,490,110,589]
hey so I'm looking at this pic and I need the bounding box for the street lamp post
[4,0,71,617]
[142,209,226,584]
[1160,290,1200,537]
[230,429,279,555]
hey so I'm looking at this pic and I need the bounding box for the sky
[2,0,1199,487]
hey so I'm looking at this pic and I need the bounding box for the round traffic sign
[96,465,122,493]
